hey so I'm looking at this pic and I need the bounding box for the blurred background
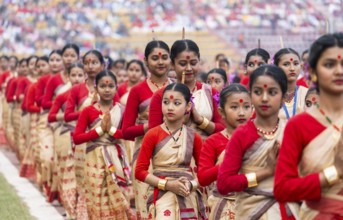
[0,0,342,71]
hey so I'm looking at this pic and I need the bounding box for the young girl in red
[217,65,299,219]
[274,33,343,219]
[198,83,252,220]
[135,83,207,220]
[73,70,134,220]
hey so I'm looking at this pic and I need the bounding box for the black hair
[104,56,114,70]
[207,68,227,84]
[95,70,117,86]
[215,53,226,61]
[0,55,9,61]
[170,39,200,63]
[273,48,300,66]
[244,48,270,65]
[219,83,249,109]
[113,58,126,68]
[302,49,309,59]
[82,50,104,65]
[163,82,191,103]
[49,49,63,58]
[219,58,230,67]
[305,87,318,100]
[126,59,147,77]
[27,55,38,64]
[62,43,80,58]
[9,56,18,67]
[249,65,288,96]
[18,58,28,66]
[36,56,49,65]
[67,62,84,75]
[144,40,170,59]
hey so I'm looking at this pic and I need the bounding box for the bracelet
[108,127,117,136]
[323,165,339,186]
[157,179,168,191]
[198,117,210,130]
[95,126,104,136]
[245,173,258,188]
[190,180,198,192]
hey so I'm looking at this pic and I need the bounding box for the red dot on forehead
[170,95,174,99]
[264,84,268,88]
[186,56,190,59]
[338,55,341,59]
[158,52,162,56]
[254,59,257,63]
[312,97,316,102]
[239,99,243,103]
[105,80,109,84]
[290,58,293,61]
[211,76,214,80]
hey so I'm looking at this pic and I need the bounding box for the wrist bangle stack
[95,126,104,136]
[323,165,340,186]
[245,173,258,188]
[158,179,168,191]
[108,126,117,136]
[198,117,210,130]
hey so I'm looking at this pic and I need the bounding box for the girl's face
[18,62,28,76]
[69,67,86,86]
[28,58,37,75]
[116,69,127,84]
[62,48,78,69]
[9,58,17,70]
[36,60,50,75]
[146,48,171,77]
[278,53,301,83]
[206,73,226,92]
[172,51,200,84]
[305,93,319,111]
[162,90,191,123]
[127,62,144,84]
[96,76,117,102]
[246,55,266,76]
[251,75,283,118]
[315,46,343,95]
[83,53,103,79]
[49,53,64,73]
[220,92,252,130]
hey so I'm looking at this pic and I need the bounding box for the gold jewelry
[311,74,317,83]
[157,179,168,191]
[95,126,104,136]
[108,127,117,136]
[245,173,258,188]
[198,117,210,130]
[323,166,339,186]
[190,180,198,192]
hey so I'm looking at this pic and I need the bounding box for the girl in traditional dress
[304,87,319,111]
[122,40,172,219]
[273,48,308,121]
[274,32,343,219]
[206,68,228,93]
[48,62,85,219]
[217,65,300,220]
[118,59,147,106]
[73,70,134,220]
[240,48,270,89]
[198,83,252,220]
[148,39,225,138]
[135,82,207,220]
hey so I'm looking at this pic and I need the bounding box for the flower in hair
[213,92,220,106]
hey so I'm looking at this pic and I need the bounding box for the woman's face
[62,48,78,69]
[127,62,144,85]
[83,53,103,79]
[172,51,200,84]
[245,55,266,76]
[278,53,301,83]
[146,48,171,77]
[49,53,64,73]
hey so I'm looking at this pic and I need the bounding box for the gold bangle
[245,173,258,188]
[323,166,339,186]
[198,117,210,130]
[157,179,167,191]
[108,126,117,136]
[95,126,104,136]
[190,180,198,192]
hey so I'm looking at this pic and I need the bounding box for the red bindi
[254,59,257,63]
[158,52,162,57]
[338,55,341,59]
[239,99,243,103]
[312,97,316,102]
[290,58,293,62]
[211,76,214,80]
[105,80,109,84]
[264,84,268,88]
[170,95,174,100]
[186,56,190,59]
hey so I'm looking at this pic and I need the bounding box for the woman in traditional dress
[273,48,308,121]
[217,65,300,220]
[135,83,207,220]
[198,83,252,220]
[73,70,134,220]
[274,32,343,219]
[122,40,172,219]
[48,62,85,219]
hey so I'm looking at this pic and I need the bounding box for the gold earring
[311,74,317,83]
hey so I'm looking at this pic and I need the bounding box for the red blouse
[73,105,122,145]
[117,81,128,98]
[122,80,153,140]
[0,70,10,91]
[296,77,309,88]
[26,83,40,113]
[148,81,224,132]
[15,76,30,102]
[20,79,33,111]
[5,77,19,102]
[48,90,70,123]
[198,132,228,186]
[41,73,64,110]
[274,113,324,203]
[135,125,203,182]
[240,75,249,89]
[35,74,52,107]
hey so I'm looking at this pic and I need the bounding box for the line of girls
[0,32,341,220]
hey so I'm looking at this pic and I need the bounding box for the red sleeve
[64,86,79,122]
[211,88,225,133]
[15,78,27,102]
[193,133,202,166]
[274,114,323,202]
[198,134,226,186]
[135,127,163,181]
[296,77,308,88]
[117,82,127,98]
[148,88,164,129]
[41,76,56,109]
[48,94,64,122]
[35,76,47,107]
[26,84,40,113]
[6,79,17,102]
[73,107,101,145]
[122,87,145,140]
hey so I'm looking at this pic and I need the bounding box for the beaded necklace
[149,78,168,89]
[255,119,280,138]
[165,124,183,143]
[316,103,341,132]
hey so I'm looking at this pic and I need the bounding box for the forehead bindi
[338,54,341,59]
[263,84,268,89]
[311,97,316,102]
[239,99,243,103]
